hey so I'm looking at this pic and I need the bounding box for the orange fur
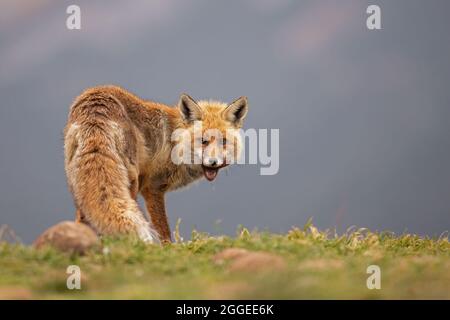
[64,85,248,243]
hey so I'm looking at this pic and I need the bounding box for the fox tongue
[204,168,218,181]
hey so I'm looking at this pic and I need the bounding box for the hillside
[0,222,449,299]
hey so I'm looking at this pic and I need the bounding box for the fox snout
[201,149,231,181]
[204,157,221,167]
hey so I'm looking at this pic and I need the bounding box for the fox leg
[75,209,82,222]
[75,209,88,223]
[141,187,171,243]
[128,167,140,200]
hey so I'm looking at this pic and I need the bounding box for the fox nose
[207,158,218,167]
[204,157,223,167]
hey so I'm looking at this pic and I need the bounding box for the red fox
[64,85,248,243]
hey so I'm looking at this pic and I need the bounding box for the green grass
[0,222,449,299]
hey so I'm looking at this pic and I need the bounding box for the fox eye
[202,139,209,145]
[222,138,227,145]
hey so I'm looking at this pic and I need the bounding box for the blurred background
[1,0,449,243]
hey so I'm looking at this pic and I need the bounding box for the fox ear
[222,96,248,126]
[178,94,202,122]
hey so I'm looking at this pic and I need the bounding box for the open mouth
[202,165,219,181]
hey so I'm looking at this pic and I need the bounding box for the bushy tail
[65,124,158,243]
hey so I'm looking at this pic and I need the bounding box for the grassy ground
[0,221,449,299]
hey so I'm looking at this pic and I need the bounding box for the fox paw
[137,226,160,244]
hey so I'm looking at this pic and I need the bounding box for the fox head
[173,94,248,181]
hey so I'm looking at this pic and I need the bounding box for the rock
[34,221,100,255]
[213,248,286,272]
[213,248,250,264]
[229,252,286,272]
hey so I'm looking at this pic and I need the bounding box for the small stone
[33,221,100,255]
[213,248,249,264]
[229,252,286,272]
[213,248,286,272]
